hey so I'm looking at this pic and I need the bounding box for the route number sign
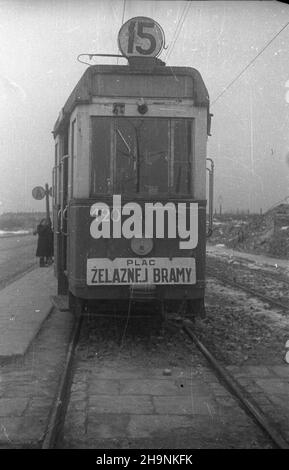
[32,186,46,200]
[118,17,164,58]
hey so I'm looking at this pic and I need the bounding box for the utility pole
[45,183,50,221]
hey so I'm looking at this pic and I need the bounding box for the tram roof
[53,64,209,136]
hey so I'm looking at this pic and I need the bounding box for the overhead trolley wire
[165,1,192,62]
[165,2,191,62]
[117,0,126,64]
[121,0,126,26]
[211,20,289,106]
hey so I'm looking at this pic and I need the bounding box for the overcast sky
[0,0,289,213]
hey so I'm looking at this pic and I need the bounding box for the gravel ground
[78,314,198,370]
[209,206,289,259]
[194,254,289,366]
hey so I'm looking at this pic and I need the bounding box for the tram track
[183,320,289,449]
[208,273,289,312]
[41,309,289,449]
[206,255,289,312]
[253,269,289,287]
[42,313,83,449]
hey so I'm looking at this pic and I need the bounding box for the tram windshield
[90,117,192,196]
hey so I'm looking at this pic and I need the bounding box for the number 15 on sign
[118,16,165,58]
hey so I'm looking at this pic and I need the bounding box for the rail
[183,320,289,449]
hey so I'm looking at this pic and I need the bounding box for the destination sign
[87,257,196,285]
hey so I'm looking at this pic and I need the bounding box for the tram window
[54,143,58,204]
[115,118,168,194]
[70,119,76,198]
[173,120,192,194]
[63,127,69,155]
[91,117,111,194]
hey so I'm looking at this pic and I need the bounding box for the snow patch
[0,230,30,237]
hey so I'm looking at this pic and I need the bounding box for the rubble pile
[210,204,289,259]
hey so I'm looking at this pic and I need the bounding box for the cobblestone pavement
[0,308,73,448]
[226,365,289,443]
[61,318,273,449]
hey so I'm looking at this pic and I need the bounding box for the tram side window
[173,120,192,194]
[91,117,111,194]
[70,119,76,198]
[115,118,168,194]
[54,143,58,205]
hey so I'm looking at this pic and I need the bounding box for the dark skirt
[36,226,54,257]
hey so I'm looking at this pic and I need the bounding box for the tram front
[53,17,211,315]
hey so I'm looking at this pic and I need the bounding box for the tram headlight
[137,98,148,115]
[131,237,153,256]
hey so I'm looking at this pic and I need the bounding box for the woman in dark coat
[34,218,54,267]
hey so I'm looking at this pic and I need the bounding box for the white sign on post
[32,186,46,200]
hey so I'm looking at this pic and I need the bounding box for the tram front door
[56,154,69,294]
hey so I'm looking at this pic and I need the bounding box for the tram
[52,17,213,316]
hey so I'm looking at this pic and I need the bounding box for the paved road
[0,235,37,289]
